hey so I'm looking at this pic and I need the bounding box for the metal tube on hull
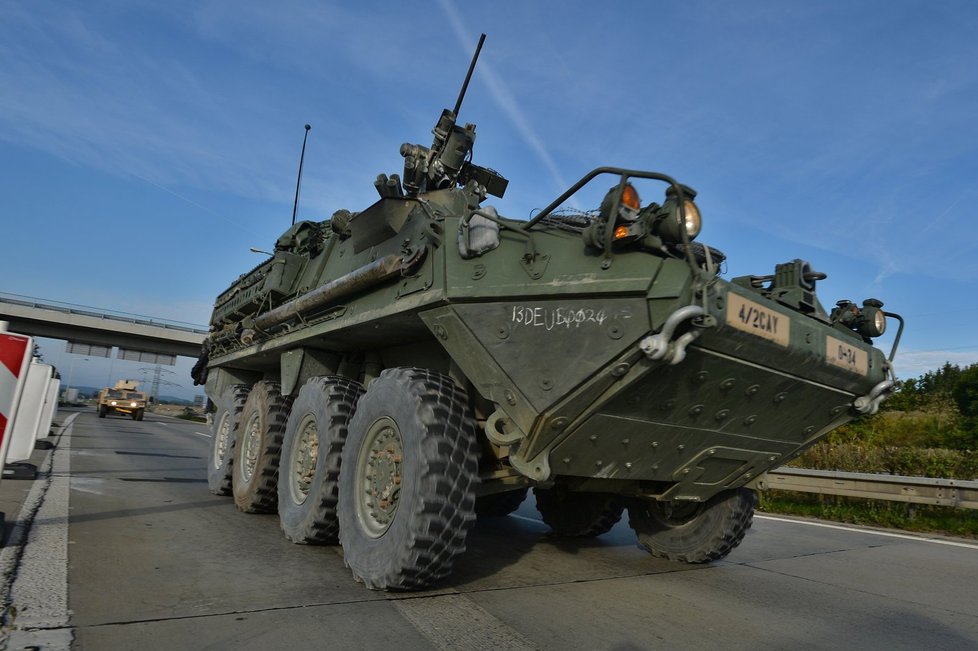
[253,254,403,332]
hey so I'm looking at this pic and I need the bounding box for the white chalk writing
[510,305,631,331]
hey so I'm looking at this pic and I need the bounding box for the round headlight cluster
[586,180,705,251]
[655,184,702,244]
[832,298,886,340]
[858,299,886,338]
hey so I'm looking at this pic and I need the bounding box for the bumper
[107,406,144,414]
[548,345,856,498]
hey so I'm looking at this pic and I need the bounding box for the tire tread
[233,381,293,513]
[339,367,479,591]
[279,376,363,543]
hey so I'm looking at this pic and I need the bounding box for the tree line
[829,361,978,451]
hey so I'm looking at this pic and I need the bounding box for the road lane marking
[155,424,210,438]
[515,511,976,551]
[508,514,546,527]
[394,593,536,651]
[755,514,978,550]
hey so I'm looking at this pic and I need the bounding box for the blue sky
[2,0,977,399]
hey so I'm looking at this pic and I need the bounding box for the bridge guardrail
[0,292,208,335]
[764,467,978,510]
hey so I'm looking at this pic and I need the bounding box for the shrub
[790,443,978,480]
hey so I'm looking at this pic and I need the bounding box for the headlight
[653,184,701,243]
[110,400,117,406]
[857,299,886,338]
[832,298,886,339]
[874,310,886,333]
[131,401,138,407]
[680,199,702,238]
[654,197,702,243]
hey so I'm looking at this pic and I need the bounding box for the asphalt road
[2,409,978,650]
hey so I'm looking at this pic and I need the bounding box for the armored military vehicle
[192,35,901,591]
[97,379,147,421]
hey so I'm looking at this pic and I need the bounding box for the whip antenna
[291,124,311,226]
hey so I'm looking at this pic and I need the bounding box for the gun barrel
[453,33,486,116]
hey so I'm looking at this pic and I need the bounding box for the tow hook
[639,305,714,365]
[853,379,896,415]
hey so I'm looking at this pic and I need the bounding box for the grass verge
[758,490,978,539]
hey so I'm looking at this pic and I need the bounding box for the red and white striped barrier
[1,321,34,476]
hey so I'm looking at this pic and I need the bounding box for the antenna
[291,124,312,226]
[453,33,486,116]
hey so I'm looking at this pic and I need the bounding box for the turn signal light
[621,184,641,210]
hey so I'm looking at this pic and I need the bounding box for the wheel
[628,488,756,563]
[232,381,293,513]
[208,385,251,496]
[98,405,107,418]
[337,367,479,590]
[533,488,624,537]
[278,376,364,544]
[475,487,528,517]
[135,409,144,421]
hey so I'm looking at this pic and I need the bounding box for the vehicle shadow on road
[443,516,543,587]
[441,512,668,591]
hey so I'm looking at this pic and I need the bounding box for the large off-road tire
[628,487,756,563]
[278,376,364,544]
[337,367,479,591]
[475,487,529,517]
[98,405,107,418]
[534,488,624,537]
[232,381,293,513]
[135,409,144,421]
[207,384,251,496]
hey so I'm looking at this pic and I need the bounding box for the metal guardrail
[0,292,209,335]
[765,467,978,510]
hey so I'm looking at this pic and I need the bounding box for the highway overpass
[0,293,207,359]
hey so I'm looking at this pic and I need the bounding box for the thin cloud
[893,349,978,380]
[436,0,569,195]
[0,4,296,208]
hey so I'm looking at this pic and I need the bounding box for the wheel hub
[242,412,262,482]
[653,500,705,526]
[289,414,319,505]
[356,417,403,538]
[213,412,231,470]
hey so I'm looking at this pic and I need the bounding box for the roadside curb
[0,411,76,648]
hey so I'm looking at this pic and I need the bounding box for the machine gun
[393,33,508,200]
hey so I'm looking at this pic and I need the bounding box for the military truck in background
[97,379,147,421]
[191,35,903,591]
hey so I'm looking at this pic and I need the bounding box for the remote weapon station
[193,35,902,590]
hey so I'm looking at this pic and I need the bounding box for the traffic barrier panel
[7,359,53,463]
[0,321,33,480]
[36,378,61,441]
